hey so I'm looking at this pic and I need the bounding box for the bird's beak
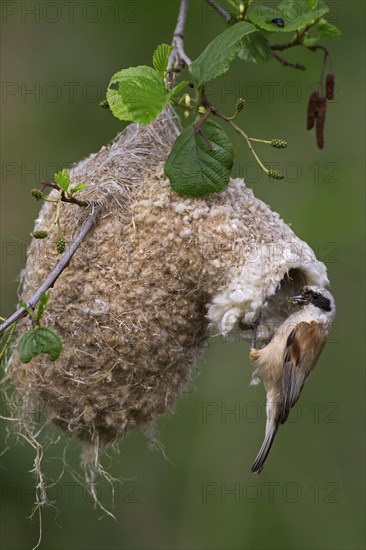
[287,293,307,306]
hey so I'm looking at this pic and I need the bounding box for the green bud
[268,170,284,180]
[56,238,66,254]
[236,98,245,112]
[271,139,287,149]
[32,230,48,239]
[31,188,45,200]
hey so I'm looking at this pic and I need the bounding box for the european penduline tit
[249,286,336,474]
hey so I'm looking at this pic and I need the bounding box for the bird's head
[287,286,335,317]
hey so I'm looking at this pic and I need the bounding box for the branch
[271,51,305,71]
[41,180,89,207]
[205,0,236,24]
[271,26,311,52]
[168,0,192,77]
[0,206,101,335]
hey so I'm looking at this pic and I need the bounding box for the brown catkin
[316,97,327,149]
[326,73,335,100]
[306,91,320,130]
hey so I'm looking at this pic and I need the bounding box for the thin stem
[205,0,236,24]
[226,119,269,174]
[271,51,305,71]
[271,26,311,51]
[45,192,62,234]
[308,44,332,94]
[248,137,271,144]
[0,207,101,335]
[57,219,63,239]
[0,323,16,362]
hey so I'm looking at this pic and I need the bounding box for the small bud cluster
[99,99,110,109]
[31,188,45,201]
[268,170,284,180]
[271,139,287,149]
[32,230,48,239]
[236,98,245,112]
[56,238,66,254]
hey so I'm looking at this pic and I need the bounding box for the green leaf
[248,1,328,32]
[309,0,319,9]
[238,32,272,63]
[164,118,235,197]
[316,18,341,37]
[169,80,189,99]
[18,327,62,364]
[54,169,70,191]
[189,21,256,87]
[69,182,87,195]
[153,43,173,77]
[106,66,169,124]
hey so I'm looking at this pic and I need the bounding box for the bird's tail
[251,423,279,474]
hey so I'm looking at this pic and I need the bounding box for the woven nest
[7,108,328,449]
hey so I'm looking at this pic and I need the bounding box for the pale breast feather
[280,320,328,424]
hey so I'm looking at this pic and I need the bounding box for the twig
[205,0,236,24]
[0,206,101,335]
[271,51,305,71]
[60,191,88,208]
[168,0,192,80]
[271,26,311,51]
[41,181,89,207]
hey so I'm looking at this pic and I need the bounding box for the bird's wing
[280,320,328,424]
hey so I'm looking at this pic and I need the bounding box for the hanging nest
[6,107,328,450]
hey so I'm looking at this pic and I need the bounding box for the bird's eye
[312,292,319,299]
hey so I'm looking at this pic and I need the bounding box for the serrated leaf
[248,1,328,32]
[106,66,169,124]
[153,43,173,77]
[54,169,70,191]
[18,327,62,364]
[189,21,256,87]
[164,118,235,197]
[238,32,272,63]
[69,182,87,194]
[316,18,341,37]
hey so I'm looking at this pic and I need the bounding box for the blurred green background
[1,1,365,549]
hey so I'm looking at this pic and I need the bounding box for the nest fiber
[8,109,328,446]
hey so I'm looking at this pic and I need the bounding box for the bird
[249,285,336,474]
